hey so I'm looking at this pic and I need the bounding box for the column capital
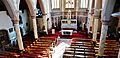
[93,14,100,19]
[31,16,36,19]
[12,19,19,24]
[15,10,19,13]
[101,20,109,25]
[30,9,36,17]
[89,13,93,15]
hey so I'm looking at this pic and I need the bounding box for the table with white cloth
[61,30,73,35]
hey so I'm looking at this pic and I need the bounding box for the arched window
[51,0,60,9]
[80,0,88,8]
[19,15,23,24]
[65,0,74,8]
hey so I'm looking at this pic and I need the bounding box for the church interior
[0,0,119,58]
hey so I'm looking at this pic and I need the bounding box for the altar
[61,19,77,30]
[61,30,73,35]
[61,10,77,30]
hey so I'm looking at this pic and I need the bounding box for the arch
[1,0,15,19]
[0,29,10,46]
[19,15,23,24]
[38,0,45,14]
[25,0,45,16]
[0,29,9,38]
[25,0,36,16]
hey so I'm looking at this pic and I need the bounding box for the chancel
[0,0,119,58]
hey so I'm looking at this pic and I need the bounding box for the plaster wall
[0,11,16,43]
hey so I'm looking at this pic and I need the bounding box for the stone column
[48,0,52,29]
[92,0,102,42]
[43,15,48,34]
[57,17,59,27]
[48,0,52,12]
[87,0,93,33]
[62,0,64,19]
[98,0,116,57]
[31,16,38,39]
[91,16,94,33]
[53,17,56,27]
[13,19,24,50]
[92,18,99,41]
[98,21,109,56]
[76,0,79,20]
[82,22,85,31]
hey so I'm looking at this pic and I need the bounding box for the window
[19,15,23,24]
[80,0,88,8]
[36,8,42,18]
[51,0,60,9]
[65,0,74,8]
[9,28,13,33]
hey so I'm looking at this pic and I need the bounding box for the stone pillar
[87,0,93,33]
[91,16,94,33]
[82,22,85,31]
[98,21,109,56]
[48,0,52,29]
[76,0,79,20]
[62,0,64,19]
[98,0,116,57]
[42,15,48,34]
[92,0,102,42]
[57,17,59,27]
[31,16,38,39]
[13,19,24,50]
[48,0,52,12]
[53,17,56,27]
[45,20,48,34]
[92,18,99,41]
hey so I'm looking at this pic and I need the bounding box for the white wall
[0,11,14,31]
[19,10,29,35]
[0,11,16,43]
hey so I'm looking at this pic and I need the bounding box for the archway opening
[36,0,43,18]
[0,30,10,50]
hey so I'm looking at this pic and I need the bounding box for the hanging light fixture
[111,12,120,17]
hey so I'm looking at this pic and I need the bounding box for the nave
[0,31,119,58]
[0,0,119,58]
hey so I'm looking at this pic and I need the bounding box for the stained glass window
[80,0,88,8]
[65,0,74,8]
[51,0,60,9]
